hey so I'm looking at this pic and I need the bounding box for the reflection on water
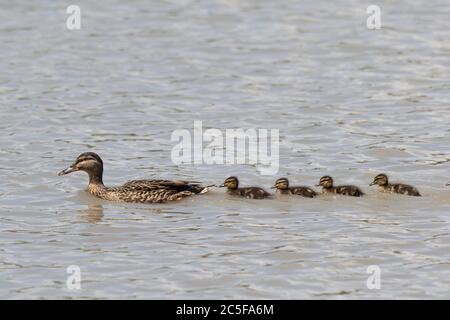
[0,0,449,299]
[79,204,104,224]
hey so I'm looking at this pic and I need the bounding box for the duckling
[58,152,210,203]
[272,177,317,198]
[316,176,364,197]
[220,176,271,199]
[369,173,421,196]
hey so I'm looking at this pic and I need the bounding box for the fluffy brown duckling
[272,177,317,198]
[369,173,421,196]
[220,176,271,199]
[316,175,364,197]
[58,152,210,203]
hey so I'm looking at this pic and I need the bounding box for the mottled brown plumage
[272,178,317,198]
[317,176,364,197]
[370,173,421,197]
[221,176,271,199]
[59,152,210,203]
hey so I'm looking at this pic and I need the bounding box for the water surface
[0,0,449,299]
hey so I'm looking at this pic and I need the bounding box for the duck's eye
[77,158,86,163]
[376,176,385,182]
[77,157,95,163]
[278,180,287,186]
[225,179,237,188]
[75,157,98,168]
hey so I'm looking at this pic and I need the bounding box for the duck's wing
[290,186,318,197]
[121,179,205,193]
[391,183,421,196]
[238,187,271,199]
[336,185,365,197]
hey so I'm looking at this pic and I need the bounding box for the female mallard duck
[316,176,364,197]
[369,173,421,196]
[272,177,317,198]
[220,176,271,199]
[58,152,210,203]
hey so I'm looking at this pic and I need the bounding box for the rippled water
[0,0,449,299]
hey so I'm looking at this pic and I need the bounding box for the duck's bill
[218,184,225,188]
[58,167,76,176]
[315,184,321,187]
[369,181,376,186]
[270,186,276,189]
[446,182,450,186]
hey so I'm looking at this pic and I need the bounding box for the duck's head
[59,152,104,183]
[220,176,239,190]
[370,173,388,186]
[317,176,333,188]
[273,177,289,190]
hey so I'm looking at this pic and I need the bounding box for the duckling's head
[58,152,104,183]
[317,176,333,188]
[221,176,239,190]
[370,173,388,186]
[273,177,289,190]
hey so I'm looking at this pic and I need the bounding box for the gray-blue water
[0,0,449,299]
